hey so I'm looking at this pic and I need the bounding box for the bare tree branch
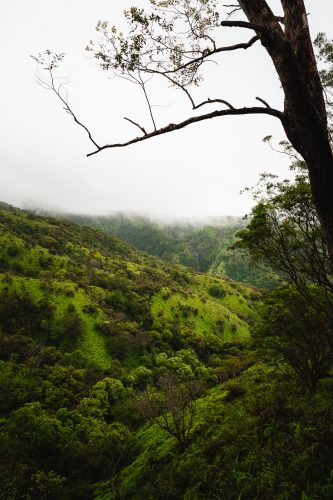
[212,35,260,52]
[41,69,100,150]
[124,117,147,135]
[162,73,196,108]
[194,98,235,110]
[161,74,236,112]
[138,72,157,131]
[221,20,267,32]
[226,8,242,18]
[87,105,283,157]
[256,97,271,108]
[223,2,241,12]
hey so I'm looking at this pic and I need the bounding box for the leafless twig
[256,97,271,109]
[138,72,157,131]
[124,117,147,135]
[47,71,100,150]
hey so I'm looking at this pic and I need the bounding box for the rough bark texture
[239,0,333,263]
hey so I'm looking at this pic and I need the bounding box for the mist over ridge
[24,203,244,229]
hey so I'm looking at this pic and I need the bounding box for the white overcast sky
[1,1,332,218]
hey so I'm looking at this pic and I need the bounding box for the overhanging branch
[87,106,283,157]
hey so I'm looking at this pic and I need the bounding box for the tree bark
[239,0,333,263]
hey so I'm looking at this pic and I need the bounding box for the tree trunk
[239,0,333,263]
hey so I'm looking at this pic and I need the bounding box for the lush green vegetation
[57,212,276,289]
[1,194,332,499]
[0,205,259,498]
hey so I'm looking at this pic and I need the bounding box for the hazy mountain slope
[46,212,276,288]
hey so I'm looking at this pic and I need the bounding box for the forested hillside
[54,213,276,289]
[0,203,332,498]
[0,205,260,497]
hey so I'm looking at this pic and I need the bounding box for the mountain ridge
[23,206,275,288]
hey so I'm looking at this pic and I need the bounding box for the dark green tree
[253,285,333,391]
[236,168,333,388]
[236,169,333,346]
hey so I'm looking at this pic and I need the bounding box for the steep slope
[0,205,261,497]
[0,207,259,368]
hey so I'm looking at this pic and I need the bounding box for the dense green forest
[48,212,276,289]
[1,191,333,498]
[0,203,258,497]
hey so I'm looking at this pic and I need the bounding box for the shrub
[207,284,226,299]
